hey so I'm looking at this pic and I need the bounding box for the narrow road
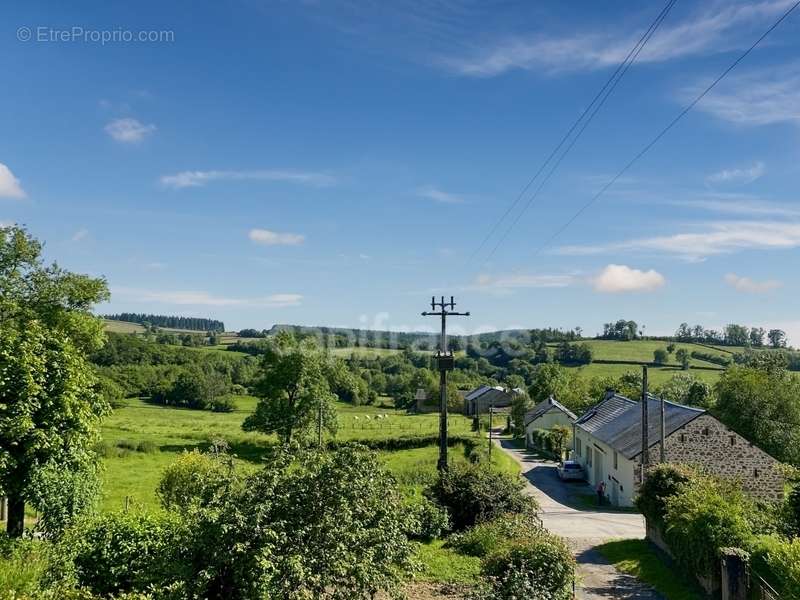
[494,438,663,600]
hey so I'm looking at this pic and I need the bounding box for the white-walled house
[524,396,577,448]
[572,392,784,507]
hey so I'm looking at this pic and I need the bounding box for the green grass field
[566,362,723,387]
[557,339,730,367]
[99,397,503,512]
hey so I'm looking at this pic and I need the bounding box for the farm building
[463,385,514,416]
[524,396,577,449]
[572,391,784,507]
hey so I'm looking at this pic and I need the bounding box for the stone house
[524,396,577,449]
[463,385,514,416]
[572,391,784,507]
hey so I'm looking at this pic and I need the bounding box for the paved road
[495,438,663,600]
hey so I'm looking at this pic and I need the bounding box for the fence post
[720,548,749,600]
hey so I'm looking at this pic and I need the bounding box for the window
[730,436,735,446]
[680,433,686,443]
[754,468,760,478]
[577,438,582,457]
[613,451,618,470]
[702,427,710,436]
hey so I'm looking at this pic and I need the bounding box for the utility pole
[659,394,666,463]
[423,296,470,472]
[640,366,649,484]
[488,401,494,464]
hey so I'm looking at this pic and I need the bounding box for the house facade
[463,385,513,416]
[524,396,577,449]
[572,392,784,507]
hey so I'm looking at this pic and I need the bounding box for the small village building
[413,388,438,413]
[572,392,784,507]
[524,396,577,449]
[463,385,514,416]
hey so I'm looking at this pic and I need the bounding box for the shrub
[209,395,237,413]
[635,463,697,526]
[475,533,575,600]
[405,497,450,541]
[137,440,158,454]
[427,462,538,531]
[751,536,800,600]
[691,350,731,367]
[28,462,102,538]
[663,476,756,576]
[157,450,235,511]
[52,511,189,597]
[449,512,543,558]
[0,536,49,596]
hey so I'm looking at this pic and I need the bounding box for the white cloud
[692,62,800,126]
[437,0,793,76]
[557,221,800,260]
[0,163,26,199]
[671,195,800,218]
[113,287,302,307]
[475,273,576,289]
[417,185,465,204]
[104,118,156,143]
[71,228,89,242]
[706,162,765,185]
[592,264,666,293]
[724,273,782,293]
[160,169,336,189]
[249,228,305,246]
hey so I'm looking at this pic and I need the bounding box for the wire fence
[749,569,780,600]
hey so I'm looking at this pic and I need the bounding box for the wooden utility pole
[640,365,649,483]
[423,296,469,472]
[488,402,494,464]
[659,394,666,463]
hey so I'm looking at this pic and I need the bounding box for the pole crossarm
[421,295,469,472]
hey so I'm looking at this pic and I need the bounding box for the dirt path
[494,438,664,600]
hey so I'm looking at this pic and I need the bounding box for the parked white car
[557,460,585,481]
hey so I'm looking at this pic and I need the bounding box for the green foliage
[448,512,543,558]
[751,536,800,600]
[405,497,450,541]
[156,449,235,512]
[663,475,758,576]
[653,348,668,365]
[509,389,532,438]
[427,462,538,531]
[52,511,190,597]
[28,462,102,538]
[474,533,575,600]
[635,463,698,526]
[656,373,712,408]
[0,536,50,597]
[242,333,338,444]
[714,365,800,465]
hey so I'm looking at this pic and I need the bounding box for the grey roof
[575,393,705,459]
[414,388,429,401]
[474,387,513,407]
[464,385,494,401]
[524,396,578,427]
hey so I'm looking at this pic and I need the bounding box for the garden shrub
[427,462,538,530]
[473,533,575,600]
[405,497,450,541]
[51,511,190,597]
[28,461,102,538]
[209,395,237,413]
[448,512,543,557]
[663,476,756,576]
[751,536,800,600]
[635,463,697,526]
[156,449,235,512]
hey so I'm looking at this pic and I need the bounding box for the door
[611,480,619,506]
[586,448,593,483]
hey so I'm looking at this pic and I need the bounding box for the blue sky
[2,0,800,340]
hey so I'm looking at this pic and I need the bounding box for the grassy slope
[596,539,703,600]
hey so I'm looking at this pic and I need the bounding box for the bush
[52,511,189,597]
[473,533,575,600]
[0,536,49,596]
[449,512,543,557]
[156,449,235,511]
[28,462,102,538]
[635,463,697,526]
[427,462,538,531]
[209,395,237,413]
[751,536,800,600]
[691,350,731,367]
[405,497,450,541]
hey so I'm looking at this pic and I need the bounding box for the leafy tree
[510,388,533,438]
[666,343,676,354]
[715,366,800,465]
[750,327,766,347]
[653,348,668,364]
[0,227,109,537]
[242,333,338,445]
[724,324,750,347]
[657,373,712,408]
[769,329,787,349]
[675,348,690,370]
[528,363,570,403]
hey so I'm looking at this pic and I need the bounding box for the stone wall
[642,413,784,501]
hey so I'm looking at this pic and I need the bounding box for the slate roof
[524,396,578,427]
[464,385,500,401]
[575,393,705,459]
[474,387,513,407]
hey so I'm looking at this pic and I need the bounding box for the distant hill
[104,313,225,332]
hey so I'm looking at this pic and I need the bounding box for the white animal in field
[353,416,359,421]
[365,415,372,421]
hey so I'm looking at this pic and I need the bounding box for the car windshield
[564,464,581,470]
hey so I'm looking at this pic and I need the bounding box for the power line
[529,0,800,259]
[468,0,678,267]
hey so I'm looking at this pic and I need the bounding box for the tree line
[104,312,225,332]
